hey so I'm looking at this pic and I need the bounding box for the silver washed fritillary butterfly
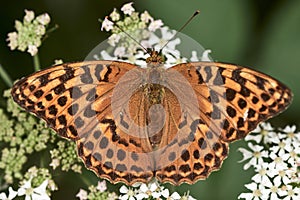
[11,50,292,185]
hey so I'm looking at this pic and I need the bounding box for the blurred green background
[0,0,299,199]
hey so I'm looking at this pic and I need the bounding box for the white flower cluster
[0,166,57,200]
[0,178,50,200]
[97,2,211,68]
[76,180,118,200]
[119,181,196,200]
[76,179,196,200]
[238,123,300,200]
[6,9,51,56]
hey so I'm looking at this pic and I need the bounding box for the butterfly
[11,50,292,185]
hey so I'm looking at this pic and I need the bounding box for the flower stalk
[0,64,13,87]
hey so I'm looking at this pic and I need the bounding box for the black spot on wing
[80,65,93,84]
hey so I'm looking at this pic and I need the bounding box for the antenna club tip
[194,10,200,15]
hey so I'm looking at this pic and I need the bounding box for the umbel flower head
[6,9,51,56]
[238,123,300,200]
[97,2,211,68]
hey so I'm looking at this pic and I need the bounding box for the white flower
[180,192,196,200]
[119,185,136,200]
[47,180,57,192]
[100,50,117,60]
[238,182,268,200]
[108,33,121,47]
[107,192,118,200]
[0,187,18,200]
[201,49,212,61]
[128,50,148,67]
[190,51,199,62]
[280,185,300,200]
[96,180,107,192]
[76,189,87,200]
[161,189,181,200]
[141,11,153,23]
[269,150,289,170]
[36,13,51,25]
[262,175,285,199]
[270,140,292,156]
[24,9,34,23]
[114,46,126,58]
[137,182,162,199]
[49,158,59,169]
[6,32,18,50]
[148,19,163,32]
[148,27,175,49]
[18,179,50,200]
[110,8,120,21]
[27,167,38,178]
[121,2,135,15]
[245,123,277,144]
[251,162,270,184]
[238,143,268,170]
[280,125,300,149]
[101,17,114,32]
[27,44,38,56]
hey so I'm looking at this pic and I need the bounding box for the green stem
[42,24,59,42]
[47,24,59,34]
[33,53,41,71]
[80,174,94,186]
[0,64,13,87]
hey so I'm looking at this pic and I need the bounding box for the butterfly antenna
[159,10,200,53]
[104,17,150,55]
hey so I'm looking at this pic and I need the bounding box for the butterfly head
[146,49,164,65]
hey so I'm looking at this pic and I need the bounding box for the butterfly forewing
[11,61,157,184]
[171,62,292,141]
[11,58,292,185]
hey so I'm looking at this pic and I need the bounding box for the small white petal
[27,45,38,56]
[121,2,135,15]
[7,32,18,50]
[114,46,126,57]
[101,17,114,32]
[139,184,148,193]
[148,20,163,32]
[141,11,153,23]
[109,8,120,21]
[201,49,212,61]
[8,187,17,199]
[171,192,181,199]
[96,180,107,192]
[36,13,51,25]
[24,9,35,22]
[119,185,129,194]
